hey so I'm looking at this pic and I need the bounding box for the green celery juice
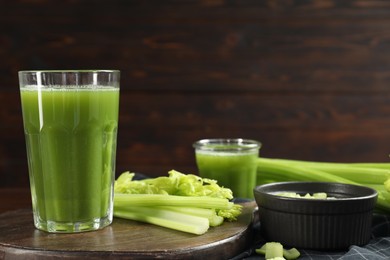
[195,151,258,198]
[20,86,119,231]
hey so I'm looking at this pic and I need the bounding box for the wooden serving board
[0,201,256,259]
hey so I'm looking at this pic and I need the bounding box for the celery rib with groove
[114,206,209,235]
[155,206,224,227]
[114,193,233,210]
[257,157,390,184]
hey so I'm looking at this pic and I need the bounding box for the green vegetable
[276,192,335,199]
[312,192,328,199]
[115,170,234,199]
[283,247,301,260]
[256,242,300,260]
[114,206,209,235]
[113,170,242,235]
[157,206,224,227]
[114,193,234,210]
[265,242,283,259]
[256,157,390,212]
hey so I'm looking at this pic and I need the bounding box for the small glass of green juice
[193,139,261,199]
[19,70,120,233]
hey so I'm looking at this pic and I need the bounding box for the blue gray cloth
[232,213,390,260]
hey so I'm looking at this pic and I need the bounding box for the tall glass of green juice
[18,70,120,233]
[193,139,261,198]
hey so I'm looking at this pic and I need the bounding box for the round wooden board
[0,201,256,259]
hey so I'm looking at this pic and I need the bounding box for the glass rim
[18,70,120,74]
[193,138,261,152]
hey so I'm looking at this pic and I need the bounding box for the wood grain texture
[0,0,389,186]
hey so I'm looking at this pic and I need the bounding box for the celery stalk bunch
[113,170,242,235]
[256,157,390,213]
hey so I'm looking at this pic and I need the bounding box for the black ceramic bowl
[253,182,378,250]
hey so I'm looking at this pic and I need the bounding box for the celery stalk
[114,206,209,235]
[113,170,243,234]
[257,158,390,184]
[114,193,233,210]
[157,206,224,227]
[256,158,358,185]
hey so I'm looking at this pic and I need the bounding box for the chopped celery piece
[313,192,327,199]
[283,247,300,260]
[276,192,334,200]
[265,242,284,259]
[276,192,301,198]
[255,243,267,255]
[256,242,300,260]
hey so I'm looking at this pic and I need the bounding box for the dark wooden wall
[1,0,389,188]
